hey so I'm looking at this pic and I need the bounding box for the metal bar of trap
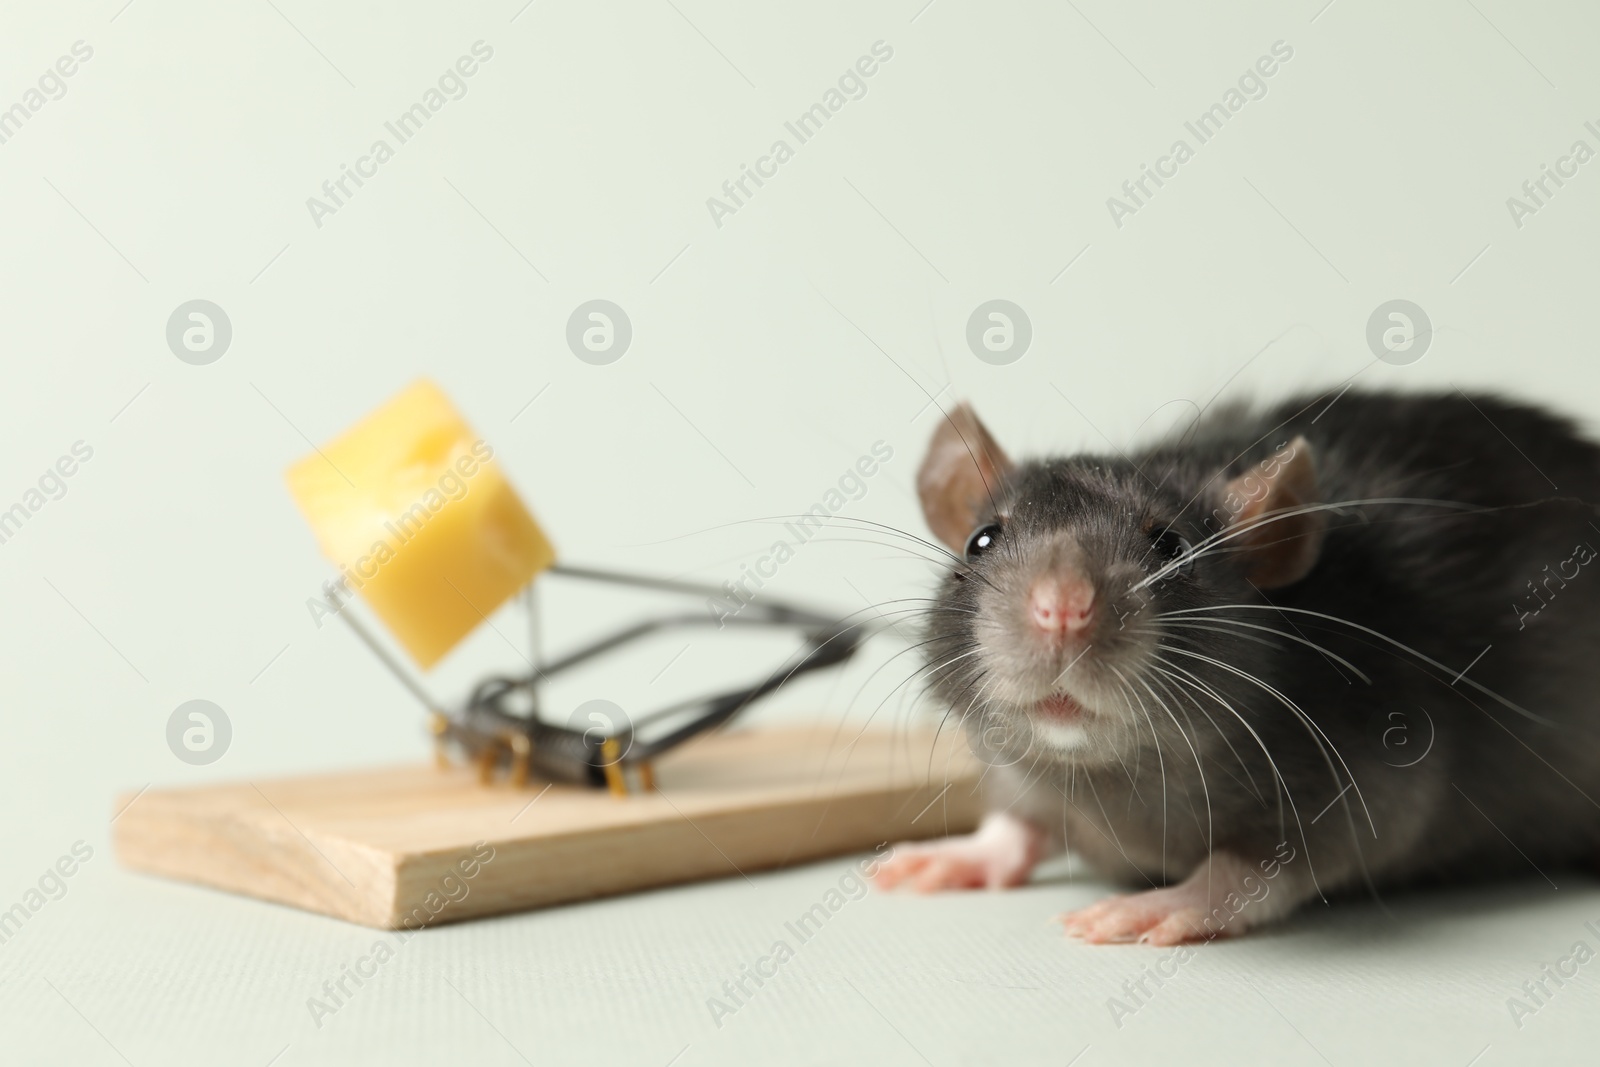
[326,584,444,716]
[326,562,868,786]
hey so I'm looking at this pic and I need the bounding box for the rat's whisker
[817,639,986,805]
[828,632,953,751]
[773,535,962,567]
[926,667,988,782]
[1107,667,1170,879]
[1107,678,1146,818]
[1117,663,1214,861]
[1140,621,1285,655]
[1145,657,1323,899]
[1158,603,1553,727]
[1140,656,1265,805]
[811,514,970,567]
[783,514,1008,594]
[1153,619,1371,683]
[1155,644,1375,841]
[1080,754,1134,863]
[1128,497,1484,593]
[1092,684,1143,802]
[1153,375,1372,535]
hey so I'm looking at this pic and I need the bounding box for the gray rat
[874,389,1600,943]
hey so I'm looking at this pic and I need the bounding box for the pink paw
[1059,851,1294,945]
[1058,887,1219,945]
[875,812,1044,893]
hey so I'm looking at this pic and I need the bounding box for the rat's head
[917,403,1326,766]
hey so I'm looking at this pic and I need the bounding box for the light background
[3,0,1599,1063]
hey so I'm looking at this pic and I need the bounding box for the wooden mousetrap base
[113,726,983,929]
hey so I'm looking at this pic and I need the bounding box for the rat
[873,389,1600,944]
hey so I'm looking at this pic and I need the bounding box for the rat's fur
[901,389,1600,938]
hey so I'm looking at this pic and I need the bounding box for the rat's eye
[964,523,1002,563]
[1149,526,1194,576]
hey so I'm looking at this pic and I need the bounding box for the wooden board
[113,726,984,928]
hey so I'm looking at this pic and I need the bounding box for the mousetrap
[113,726,981,928]
[115,381,981,926]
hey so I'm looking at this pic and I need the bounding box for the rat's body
[876,390,1600,943]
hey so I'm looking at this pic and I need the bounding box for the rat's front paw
[874,811,1045,892]
[1057,887,1217,945]
[1058,851,1288,945]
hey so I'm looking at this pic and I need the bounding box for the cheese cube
[286,380,555,669]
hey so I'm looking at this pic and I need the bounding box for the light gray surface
[4,0,1600,1063]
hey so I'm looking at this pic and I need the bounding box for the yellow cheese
[286,380,555,669]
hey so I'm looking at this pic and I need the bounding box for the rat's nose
[1028,574,1095,638]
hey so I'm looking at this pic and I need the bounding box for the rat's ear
[918,402,1013,551]
[1223,435,1325,588]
